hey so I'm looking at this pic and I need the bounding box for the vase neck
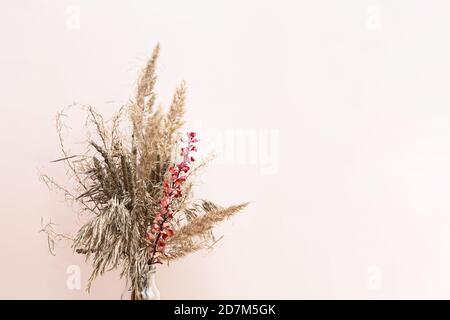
[148,272,157,287]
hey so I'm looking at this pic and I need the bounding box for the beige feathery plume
[167,201,249,246]
[136,43,160,113]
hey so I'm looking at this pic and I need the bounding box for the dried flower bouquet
[41,44,247,299]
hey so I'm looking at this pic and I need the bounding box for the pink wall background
[2,0,450,299]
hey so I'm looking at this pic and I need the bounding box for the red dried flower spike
[147,132,198,265]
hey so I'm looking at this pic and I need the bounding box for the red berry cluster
[147,132,198,264]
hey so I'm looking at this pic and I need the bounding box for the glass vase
[121,267,160,300]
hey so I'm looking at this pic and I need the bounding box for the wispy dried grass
[41,44,247,299]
